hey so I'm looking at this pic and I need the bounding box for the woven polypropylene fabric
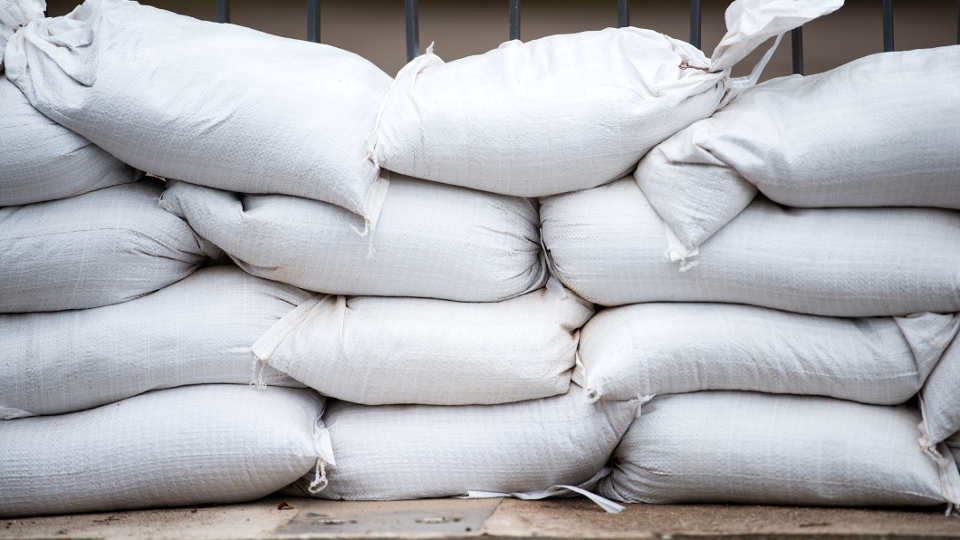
[0,179,218,313]
[254,279,594,406]
[540,177,960,317]
[161,174,547,302]
[0,385,325,518]
[922,334,960,446]
[597,391,959,507]
[0,76,142,206]
[372,28,721,197]
[288,386,638,500]
[0,266,314,419]
[4,0,391,218]
[637,45,960,257]
[578,303,959,405]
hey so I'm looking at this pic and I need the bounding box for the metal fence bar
[405,0,420,61]
[956,0,959,44]
[883,0,894,51]
[510,0,521,41]
[689,0,701,48]
[618,0,630,28]
[791,27,803,75]
[216,0,229,23]
[307,0,320,43]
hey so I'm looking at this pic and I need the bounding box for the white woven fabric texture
[253,278,594,406]
[284,385,638,500]
[637,45,960,260]
[0,0,43,69]
[0,179,219,313]
[371,0,840,197]
[0,266,313,419]
[921,333,960,446]
[0,76,142,206]
[577,303,959,405]
[4,0,392,220]
[540,177,960,317]
[597,391,960,507]
[160,173,547,302]
[0,385,326,518]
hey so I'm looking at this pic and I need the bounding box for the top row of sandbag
[3,0,841,214]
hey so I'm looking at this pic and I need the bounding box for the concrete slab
[4,497,960,540]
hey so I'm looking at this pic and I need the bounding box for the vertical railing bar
[307,0,320,43]
[956,0,959,45]
[791,26,803,75]
[405,0,420,61]
[510,0,521,41]
[216,0,229,23]
[882,0,894,51]
[618,0,630,28]
[689,0,701,49]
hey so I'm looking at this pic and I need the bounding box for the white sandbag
[577,303,959,405]
[160,172,547,302]
[597,391,960,508]
[0,266,314,420]
[253,278,593,406]
[637,45,960,262]
[921,334,960,448]
[0,385,332,518]
[4,0,392,221]
[540,177,960,317]
[0,75,142,206]
[370,0,841,197]
[284,386,638,500]
[0,179,219,313]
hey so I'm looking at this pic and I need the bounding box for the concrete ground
[4,496,960,540]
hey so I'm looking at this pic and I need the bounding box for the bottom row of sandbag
[2,382,957,518]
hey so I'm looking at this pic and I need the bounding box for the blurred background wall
[45,0,959,81]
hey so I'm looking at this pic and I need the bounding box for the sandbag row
[1,265,592,419]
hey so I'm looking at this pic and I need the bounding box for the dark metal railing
[213,0,960,75]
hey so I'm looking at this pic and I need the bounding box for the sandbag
[597,391,960,508]
[253,278,593,406]
[0,179,219,313]
[921,334,960,448]
[160,173,547,302]
[4,0,392,221]
[285,386,638,500]
[540,177,960,317]
[0,266,314,420]
[370,0,841,197]
[577,303,959,405]
[637,45,960,262]
[0,75,142,206]
[0,385,331,518]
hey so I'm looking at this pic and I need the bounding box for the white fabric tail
[0,0,44,68]
[710,0,843,72]
[719,32,784,108]
[461,469,625,514]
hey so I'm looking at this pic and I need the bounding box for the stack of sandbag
[0,0,616,515]
[257,0,842,504]
[0,0,344,517]
[540,44,960,509]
